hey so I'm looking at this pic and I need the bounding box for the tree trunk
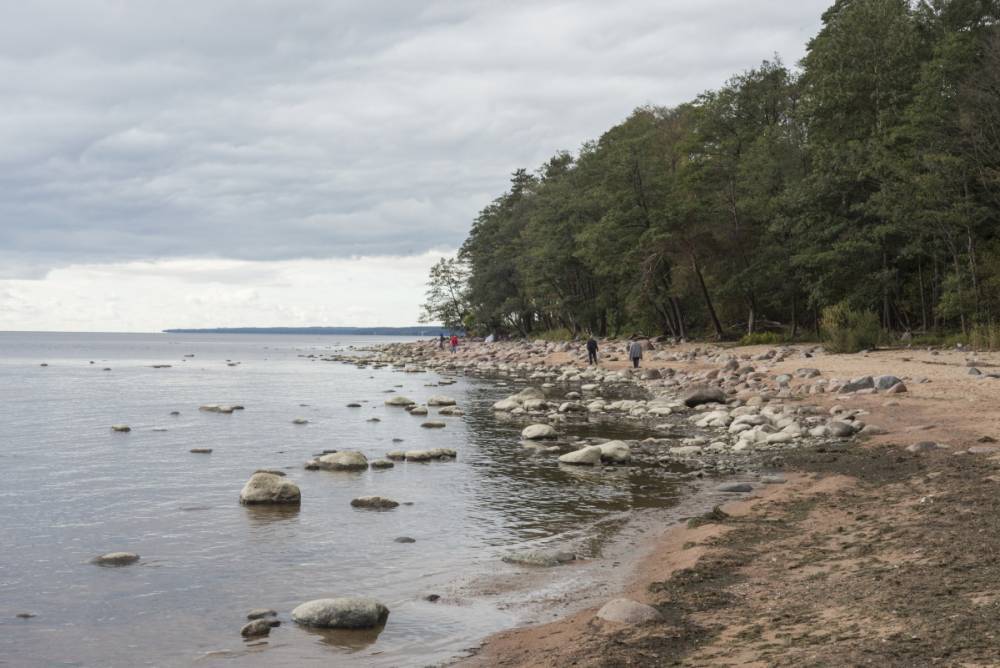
[691,254,724,339]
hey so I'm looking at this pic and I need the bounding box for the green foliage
[423,0,1000,342]
[418,257,470,330]
[822,304,882,353]
[739,332,785,346]
[534,328,575,342]
[971,322,1000,350]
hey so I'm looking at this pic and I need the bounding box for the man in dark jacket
[586,337,598,365]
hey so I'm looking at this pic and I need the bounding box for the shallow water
[0,332,690,667]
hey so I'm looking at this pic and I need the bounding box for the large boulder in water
[239,472,301,505]
[558,446,603,465]
[682,386,726,407]
[291,598,390,629]
[426,395,457,406]
[91,551,140,567]
[597,440,631,463]
[385,396,416,407]
[310,451,369,471]
[521,424,557,440]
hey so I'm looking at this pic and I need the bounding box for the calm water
[0,332,688,667]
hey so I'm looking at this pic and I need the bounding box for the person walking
[439,333,445,349]
[627,339,643,369]
[449,334,459,353]
[586,336,599,365]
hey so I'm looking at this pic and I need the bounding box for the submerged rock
[558,446,603,466]
[291,598,390,629]
[502,551,576,567]
[239,472,301,505]
[240,619,273,638]
[385,396,416,407]
[427,395,457,406]
[421,421,446,429]
[247,609,277,620]
[350,496,399,510]
[370,459,395,469]
[92,552,140,567]
[190,448,213,454]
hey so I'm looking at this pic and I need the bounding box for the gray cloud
[0,0,830,275]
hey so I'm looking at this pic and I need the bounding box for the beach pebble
[92,552,140,567]
[239,472,301,505]
[596,598,663,624]
[291,598,390,629]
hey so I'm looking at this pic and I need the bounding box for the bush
[739,331,784,346]
[971,322,1000,351]
[534,328,575,342]
[821,304,881,353]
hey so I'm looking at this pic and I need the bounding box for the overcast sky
[0,0,831,332]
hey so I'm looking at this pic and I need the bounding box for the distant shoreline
[162,326,440,336]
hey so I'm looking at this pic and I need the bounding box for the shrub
[971,322,1000,351]
[821,304,881,353]
[535,328,575,342]
[739,331,784,346]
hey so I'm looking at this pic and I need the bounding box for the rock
[640,369,662,380]
[502,551,576,567]
[597,440,631,464]
[558,445,603,465]
[874,375,903,390]
[350,496,399,510]
[292,418,309,425]
[886,382,907,394]
[827,421,856,438]
[969,367,982,376]
[247,609,277,620]
[311,451,369,471]
[169,411,181,416]
[239,472,301,505]
[386,451,406,461]
[240,619,272,638]
[384,396,416,407]
[427,395,457,406]
[346,402,362,408]
[200,404,236,414]
[760,476,786,484]
[841,376,875,393]
[15,612,35,619]
[111,425,131,432]
[190,448,213,454]
[421,421,446,429]
[291,598,390,629]
[408,406,429,416]
[717,482,753,493]
[596,598,663,624]
[394,536,416,543]
[92,552,140,567]
[906,441,948,453]
[521,424,557,440]
[370,459,395,469]
[683,387,726,407]
[404,450,434,461]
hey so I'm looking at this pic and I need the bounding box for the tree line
[421,0,1000,343]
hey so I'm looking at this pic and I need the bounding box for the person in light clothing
[627,339,643,368]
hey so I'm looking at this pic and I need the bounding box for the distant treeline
[421,0,1000,341]
[163,327,441,336]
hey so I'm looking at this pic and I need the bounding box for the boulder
[190,448,213,454]
[827,421,856,438]
[311,451,368,471]
[350,496,399,510]
[370,459,395,469]
[558,446,603,465]
[408,406,428,416]
[291,598,390,629]
[683,387,726,408]
[247,609,277,620]
[421,421,446,429]
[874,375,903,391]
[240,619,273,638]
[239,472,301,505]
[597,440,631,463]
[92,552,140,567]
[640,369,662,380]
[386,451,406,461]
[596,598,663,624]
[384,396,416,407]
[521,424,557,440]
[427,395,457,406]
[717,482,753,493]
[110,424,131,433]
[841,376,875,393]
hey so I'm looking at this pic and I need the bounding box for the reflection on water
[304,625,386,651]
[0,332,691,668]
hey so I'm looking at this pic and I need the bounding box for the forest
[421,0,1000,346]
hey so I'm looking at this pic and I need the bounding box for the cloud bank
[0,0,831,329]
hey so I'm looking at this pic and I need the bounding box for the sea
[0,332,695,667]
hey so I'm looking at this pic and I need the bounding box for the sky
[0,0,832,332]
